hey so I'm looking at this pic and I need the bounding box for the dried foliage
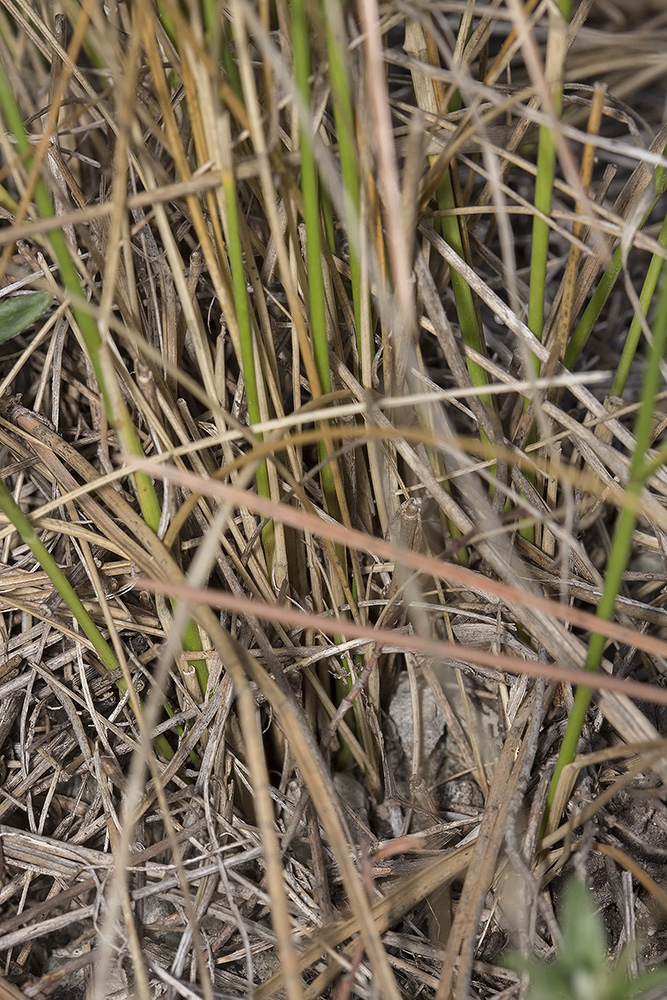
[0,2,666,999]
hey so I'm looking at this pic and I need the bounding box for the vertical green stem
[291,0,339,519]
[220,120,275,564]
[436,168,489,395]
[546,262,667,818]
[565,151,667,372]
[321,0,368,371]
[612,208,667,397]
[528,0,571,348]
[528,131,558,347]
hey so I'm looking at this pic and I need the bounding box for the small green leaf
[0,290,52,343]
[560,877,608,974]
[503,876,667,1000]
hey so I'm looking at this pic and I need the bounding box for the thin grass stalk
[220,115,275,564]
[290,0,366,758]
[403,18,493,553]
[227,0,324,402]
[199,0,217,37]
[0,477,174,761]
[538,86,604,556]
[546,263,667,821]
[0,180,18,214]
[321,0,368,370]
[437,168,490,394]
[612,209,667,398]
[527,0,570,348]
[320,183,336,255]
[433,173,493,535]
[528,133,557,346]
[520,1,569,546]
[291,0,340,523]
[289,0,354,529]
[566,154,667,370]
[548,85,605,376]
[404,19,489,395]
[219,12,243,99]
[155,1,178,49]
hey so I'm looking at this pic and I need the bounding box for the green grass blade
[565,149,667,370]
[220,114,275,562]
[0,59,161,530]
[291,0,340,520]
[612,207,667,397]
[528,130,557,347]
[0,56,207,701]
[436,168,489,394]
[321,0,369,373]
[0,477,174,761]
[546,260,667,820]
[292,0,330,401]
[528,0,569,348]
